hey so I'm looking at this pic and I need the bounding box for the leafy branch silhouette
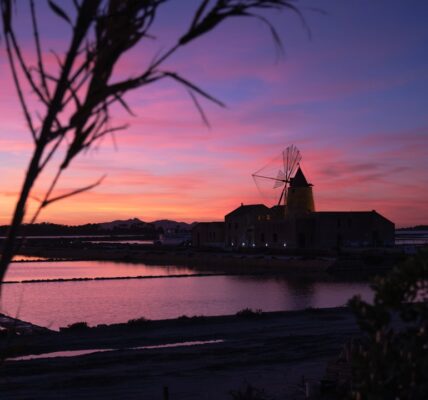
[0,0,304,281]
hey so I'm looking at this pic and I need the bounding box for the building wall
[224,205,270,248]
[223,209,394,250]
[312,211,395,248]
[286,186,315,216]
[253,219,296,249]
[192,222,225,248]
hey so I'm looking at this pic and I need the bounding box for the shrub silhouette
[348,251,428,399]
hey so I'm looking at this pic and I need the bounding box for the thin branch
[246,12,284,60]
[47,0,72,26]
[8,28,49,105]
[29,167,62,225]
[72,0,80,11]
[50,49,64,69]
[190,0,210,30]
[112,93,136,116]
[42,175,106,207]
[105,43,181,95]
[162,71,225,108]
[39,135,65,170]
[3,35,37,141]
[62,75,88,109]
[66,80,83,110]
[87,124,128,145]
[30,0,50,101]
[66,46,94,90]
[188,90,211,128]
[148,43,180,72]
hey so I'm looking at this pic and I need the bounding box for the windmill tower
[252,145,315,217]
[285,166,315,216]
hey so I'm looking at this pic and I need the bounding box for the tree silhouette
[0,0,305,281]
[348,251,428,399]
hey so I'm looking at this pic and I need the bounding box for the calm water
[0,260,373,330]
[10,340,225,361]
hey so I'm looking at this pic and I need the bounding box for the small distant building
[192,222,225,248]
[192,166,395,250]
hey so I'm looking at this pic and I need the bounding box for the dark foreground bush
[60,321,90,332]
[349,251,428,399]
[126,317,149,327]
[177,315,206,322]
[230,384,272,400]
[235,308,263,318]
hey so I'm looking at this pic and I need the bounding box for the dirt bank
[19,242,336,278]
[0,307,360,399]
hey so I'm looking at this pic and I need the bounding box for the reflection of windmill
[252,145,302,206]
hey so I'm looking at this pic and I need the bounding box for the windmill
[252,145,302,206]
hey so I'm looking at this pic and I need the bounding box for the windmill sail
[252,145,302,206]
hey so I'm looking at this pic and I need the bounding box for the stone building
[192,167,395,250]
[224,204,269,247]
[192,222,225,248]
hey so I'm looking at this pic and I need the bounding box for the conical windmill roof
[290,167,312,187]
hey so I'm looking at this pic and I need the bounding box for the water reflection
[8,340,225,361]
[1,273,373,330]
[229,275,367,311]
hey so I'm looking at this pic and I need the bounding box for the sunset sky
[0,0,427,228]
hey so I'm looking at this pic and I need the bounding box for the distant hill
[151,219,197,234]
[97,218,149,231]
[0,218,197,237]
[0,218,156,237]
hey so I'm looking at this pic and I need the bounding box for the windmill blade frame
[252,145,302,206]
[283,145,302,181]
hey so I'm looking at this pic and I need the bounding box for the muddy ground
[0,307,359,399]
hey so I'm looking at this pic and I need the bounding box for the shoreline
[0,307,359,399]
[1,269,346,285]
[16,241,404,278]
